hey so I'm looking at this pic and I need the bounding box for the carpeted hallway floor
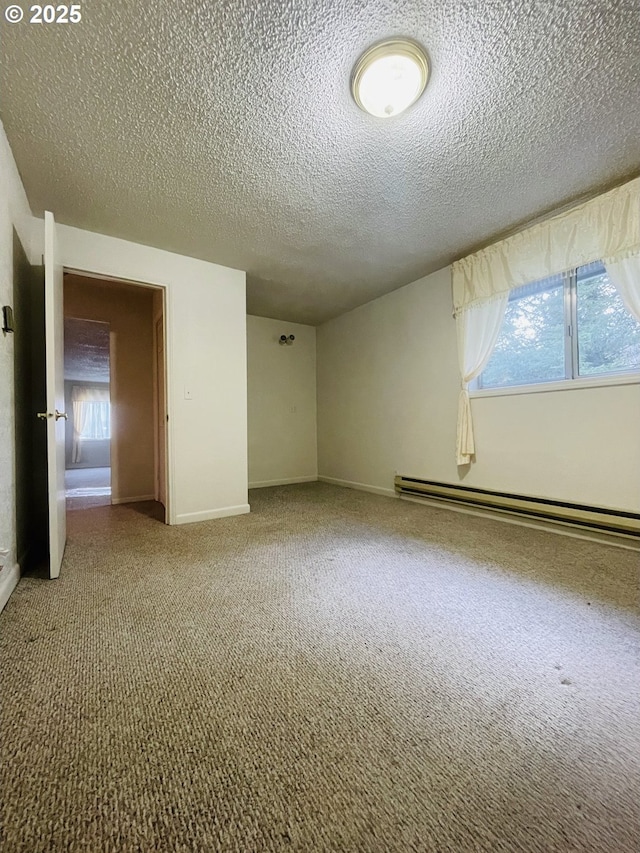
[1,483,638,852]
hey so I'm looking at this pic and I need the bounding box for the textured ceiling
[64,317,109,381]
[2,1,639,324]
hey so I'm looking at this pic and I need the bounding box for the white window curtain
[451,176,639,466]
[452,176,640,315]
[456,295,508,465]
[72,386,110,463]
[605,255,640,324]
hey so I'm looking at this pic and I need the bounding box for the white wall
[1,119,248,609]
[0,121,38,609]
[247,316,317,487]
[43,223,249,524]
[317,267,640,512]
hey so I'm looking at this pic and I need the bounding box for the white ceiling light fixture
[351,38,429,118]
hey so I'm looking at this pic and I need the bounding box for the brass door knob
[55,410,68,421]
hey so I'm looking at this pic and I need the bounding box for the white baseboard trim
[318,476,397,499]
[0,563,20,613]
[249,476,318,489]
[174,504,251,525]
[400,494,640,551]
[111,494,156,505]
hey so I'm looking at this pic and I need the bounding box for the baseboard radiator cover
[394,476,640,539]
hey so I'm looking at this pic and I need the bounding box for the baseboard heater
[394,476,640,539]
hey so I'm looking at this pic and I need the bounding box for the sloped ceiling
[2,0,639,324]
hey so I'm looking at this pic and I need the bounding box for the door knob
[55,410,68,421]
[37,411,52,419]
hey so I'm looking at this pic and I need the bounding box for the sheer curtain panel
[72,386,110,463]
[605,255,640,323]
[455,295,508,465]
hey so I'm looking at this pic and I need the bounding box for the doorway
[63,272,168,521]
[64,318,112,510]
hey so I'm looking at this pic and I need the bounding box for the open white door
[41,211,67,578]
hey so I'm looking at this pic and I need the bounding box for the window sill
[470,372,640,399]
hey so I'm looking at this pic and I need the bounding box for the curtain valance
[452,176,640,316]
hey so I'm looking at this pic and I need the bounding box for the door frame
[153,313,167,508]
[63,267,172,524]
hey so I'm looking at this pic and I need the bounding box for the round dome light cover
[351,38,429,118]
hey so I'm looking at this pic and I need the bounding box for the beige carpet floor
[1,483,638,852]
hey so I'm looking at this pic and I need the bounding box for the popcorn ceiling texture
[64,318,110,381]
[2,0,640,323]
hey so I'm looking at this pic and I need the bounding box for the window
[75,399,110,440]
[71,386,110,441]
[477,262,640,390]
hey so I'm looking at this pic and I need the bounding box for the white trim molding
[0,563,21,612]
[318,476,397,498]
[174,504,251,525]
[471,371,640,399]
[249,476,317,489]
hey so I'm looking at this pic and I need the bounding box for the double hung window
[477,262,640,390]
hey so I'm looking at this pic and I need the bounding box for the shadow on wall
[12,229,47,569]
